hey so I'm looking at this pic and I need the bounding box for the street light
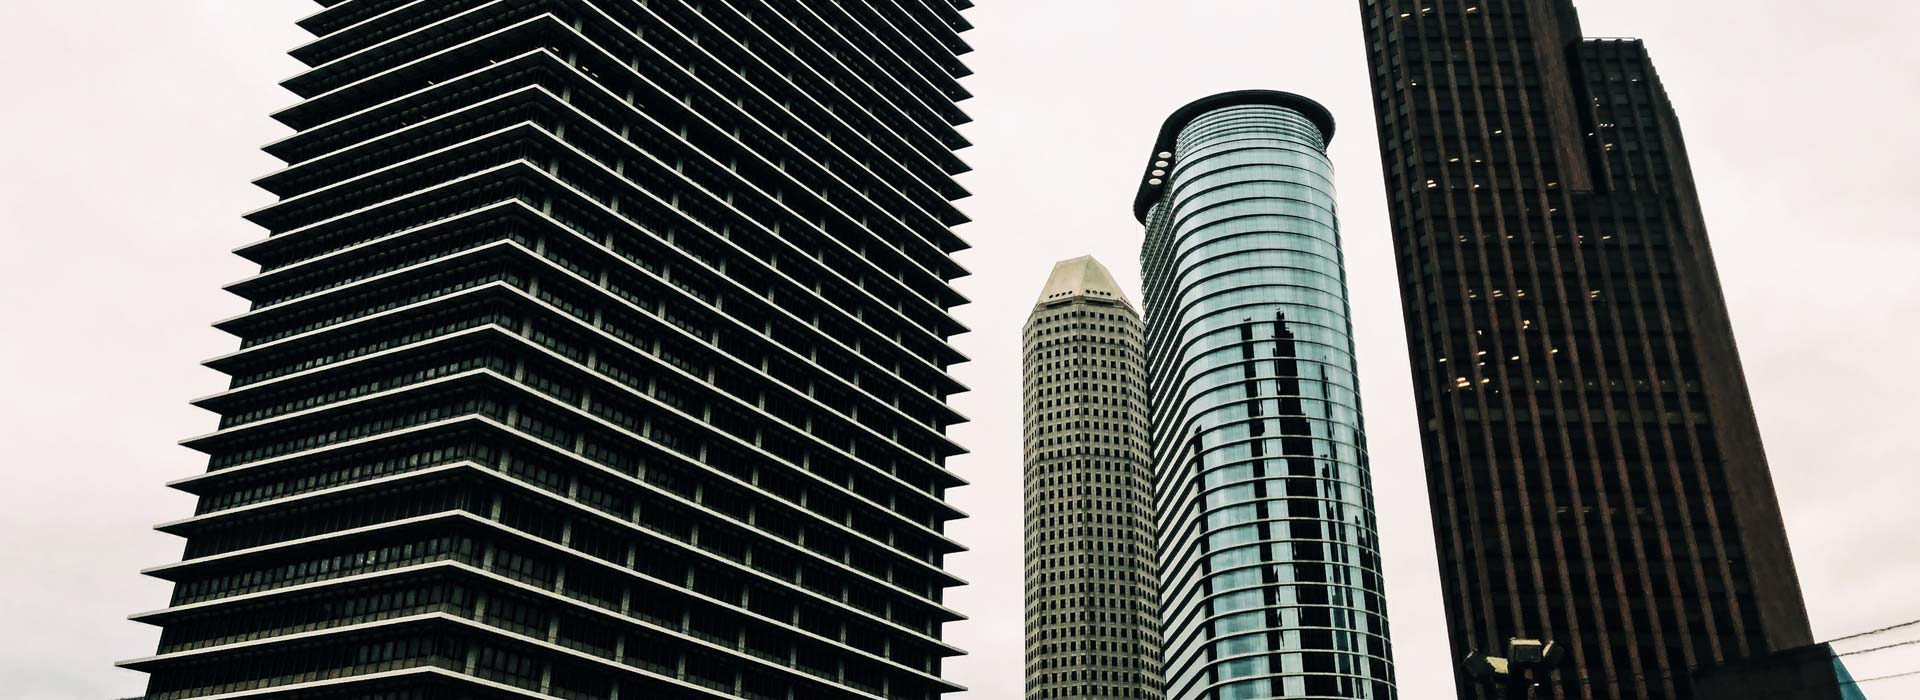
[1463,638,1566,700]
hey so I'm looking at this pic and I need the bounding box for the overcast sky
[1,2,1916,699]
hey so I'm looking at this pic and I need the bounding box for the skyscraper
[120,2,976,699]
[1022,256,1163,700]
[1138,91,1397,700]
[1690,643,1865,700]
[1356,2,1813,698]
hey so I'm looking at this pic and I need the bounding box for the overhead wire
[1485,614,1920,696]
[1823,617,1920,645]
[1592,661,1920,700]
[1746,666,1920,699]
[1836,637,1920,659]
[1548,619,1920,698]
[1845,668,1920,685]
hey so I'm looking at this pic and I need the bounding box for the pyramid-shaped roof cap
[1034,255,1133,309]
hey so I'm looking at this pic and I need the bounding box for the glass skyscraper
[1357,2,1813,698]
[1138,91,1396,700]
[119,2,976,699]
[1023,256,1164,700]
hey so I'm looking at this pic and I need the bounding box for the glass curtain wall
[1138,93,1395,700]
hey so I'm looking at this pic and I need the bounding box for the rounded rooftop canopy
[1132,90,1336,223]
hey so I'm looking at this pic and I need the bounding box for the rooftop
[1033,255,1132,310]
[1132,89,1336,222]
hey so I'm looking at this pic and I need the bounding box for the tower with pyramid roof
[1021,256,1163,700]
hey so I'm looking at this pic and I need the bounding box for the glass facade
[1139,93,1395,700]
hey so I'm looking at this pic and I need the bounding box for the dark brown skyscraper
[1356,2,1813,698]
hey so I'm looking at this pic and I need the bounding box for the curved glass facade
[1139,98,1395,700]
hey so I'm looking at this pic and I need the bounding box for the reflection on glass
[1143,99,1397,700]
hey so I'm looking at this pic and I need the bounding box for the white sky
[0,2,1915,699]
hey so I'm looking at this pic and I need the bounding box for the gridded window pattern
[1138,96,1396,700]
[1357,1,1813,699]
[121,1,979,698]
[1022,258,1164,700]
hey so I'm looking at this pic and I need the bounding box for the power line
[1532,615,1920,695]
[1845,668,1920,686]
[1825,617,1920,645]
[1571,644,1920,696]
[1688,658,1920,700]
[1837,637,1920,659]
[1743,666,1920,700]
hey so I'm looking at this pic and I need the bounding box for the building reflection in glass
[1137,91,1396,700]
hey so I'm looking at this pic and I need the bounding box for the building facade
[1022,256,1164,700]
[1690,644,1866,700]
[1356,1,1814,698]
[1138,92,1397,700]
[121,1,976,699]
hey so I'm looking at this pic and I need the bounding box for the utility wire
[1569,639,1920,696]
[1533,615,1920,695]
[1824,616,1920,645]
[1845,668,1920,685]
[1837,637,1920,658]
[1599,662,1920,700]
[1751,667,1920,699]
